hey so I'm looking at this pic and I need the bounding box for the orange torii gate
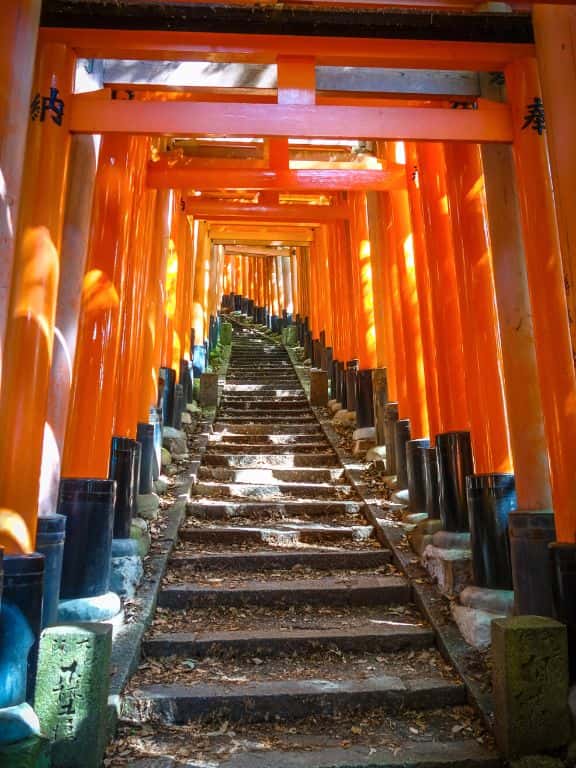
[2,11,576,559]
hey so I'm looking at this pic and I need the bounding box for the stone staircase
[109,324,500,767]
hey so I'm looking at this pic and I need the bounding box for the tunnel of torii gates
[4,4,576,626]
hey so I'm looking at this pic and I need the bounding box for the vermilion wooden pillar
[140,189,171,420]
[417,142,470,434]
[444,143,512,473]
[192,221,209,359]
[0,0,42,381]
[533,6,576,355]
[347,192,377,369]
[385,192,409,415]
[0,41,74,549]
[385,142,428,438]
[404,142,441,440]
[40,135,100,515]
[62,135,138,479]
[482,144,552,511]
[291,249,299,316]
[282,255,293,315]
[507,57,576,542]
[368,193,399,402]
[114,137,152,437]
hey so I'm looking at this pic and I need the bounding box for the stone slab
[452,604,503,650]
[144,624,434,659]
[492,616,571,758]
[110,554,144,598]
[58,592,121,623]
[328,401,343,415]
[199,373,219,407]
[131,517,151,558]
[159,574,410,609]
[366,444,387,463]
[137,492,160,520]
[161,447,172,467]
[122,675,465,724]
[309,369,328,406]
[353,426,376,441]
[0,703,40,745]
[35,623,112,768]
[460,586,515,616]
[422,544,473,596]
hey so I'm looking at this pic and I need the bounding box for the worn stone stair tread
[188,500,365,521]
[206,443,334,454]
[197,467,346,483]
[168,548,391,570]
[203,453,341,467]
[213,423,323,435]
[128,740,499,768]
[192,481,354,499]
[143,623,433,657]
[122,675,466,724]
[158,574,409,607]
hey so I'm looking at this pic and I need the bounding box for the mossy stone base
[0,735,49,768]
[34,623,112,768]
[492,616,571,757]
[199,372,219,406]
[220,322,233,345]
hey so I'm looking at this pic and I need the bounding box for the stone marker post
[199,373,219,407]
[492,616,571,758]
[310,369,329,407]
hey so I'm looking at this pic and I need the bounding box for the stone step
[121,675,465,725]
[209,433,325,445]
[224,385,302,392]
[122,738,499,768]
[219,400,308,409]
[187,499,363,520]
[143,623,433,658]
[197,467,346,483]
[168,548,391,571]
[192,481,353,499]
[158,574,407,609]
[203,452,340,467]
[205,442,334,454]
[179,524,374,545]
[216,414,317,423]
[219,401,314,421]
[213,423,322,435]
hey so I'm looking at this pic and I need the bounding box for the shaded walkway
[107,326,497,767]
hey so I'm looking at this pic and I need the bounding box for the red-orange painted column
[404,142,441,439]
[242,256,250,302]
[140,189,171,420]
[444,143,512,473]
[347,192,377,369]
[366,193,399,401]
[385,142,429,438]
[316,225,334,346]
[62,135,138,479]
[385,192,408,415]
[0,41,74,550]
[0,0,42,380]
[192,220,209,360]
[507,57,576,542]
[482,143,552,511]
[40,135,100,516]
[533,6,576,354]
[417,143,470,434]
[291,249,299,316]
[114,137,152,437]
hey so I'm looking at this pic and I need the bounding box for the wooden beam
[39,28,535,71]
[70,98,513,143]
[185,201,351,221]
[150,165,404,191]
[209,224,315,244]
[225,245,291,258]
